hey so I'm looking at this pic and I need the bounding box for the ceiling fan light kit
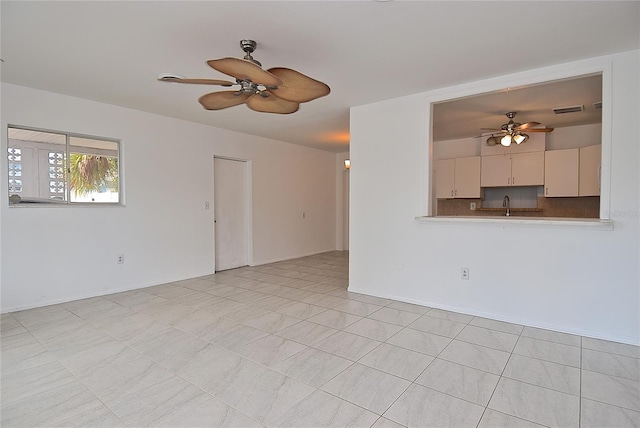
[159,39,330,114]
[484,111,553,147]
[500,132,528,147]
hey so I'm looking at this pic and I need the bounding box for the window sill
[415,216,614,231]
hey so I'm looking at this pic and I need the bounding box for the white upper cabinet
[455,156,482,198]
[545,148,579,197]
[435,158,455,199]
[481,155,511,187]
[512,152,545,186]
[435,156,481,198]
[544,145,602,198]
[481,152,544,187]
[579,144,602,196]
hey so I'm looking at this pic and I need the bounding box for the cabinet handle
[455,190,457,196]
[545,187,548,195]
[451,190,454,197]
[512,177,515,185]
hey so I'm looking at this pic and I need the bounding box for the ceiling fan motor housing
[501,111,520,131]
[240,39,257,54]
[240,39,262,66]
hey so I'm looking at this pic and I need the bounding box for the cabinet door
[435,159,455,199]
[481,155,511,187]
[512,151,544,186]
[579,144,602,196]
[545,149,579,197]
[455,156,481,198]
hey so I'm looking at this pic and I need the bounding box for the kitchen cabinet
[545,148,579,197]
[512,152,545,186]
[579,144,602,196]
[435,156,481,198]
[481,152,544,187]
[480,155,510,187]
[435,159,455,199]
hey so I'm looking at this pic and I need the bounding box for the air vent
[552,105,584,114]
[594,101,602,109]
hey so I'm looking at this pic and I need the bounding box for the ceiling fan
[482,111,554,146]
[158,39,330,114]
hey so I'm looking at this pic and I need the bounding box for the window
[7,126,121,205]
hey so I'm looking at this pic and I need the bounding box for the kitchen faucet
[503,195,510,217]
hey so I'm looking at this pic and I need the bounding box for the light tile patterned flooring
[2,251,639,427]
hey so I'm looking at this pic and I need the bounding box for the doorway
[213,157,250,271]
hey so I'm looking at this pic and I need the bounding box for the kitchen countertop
[474,207,543,212]
[415,215,614,230]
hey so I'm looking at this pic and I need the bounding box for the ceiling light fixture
[344,159,351,170]
[500,132,529,147]
[499,112,529,146]
[483,112,553,147]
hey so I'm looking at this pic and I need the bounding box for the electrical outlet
[461,267,469,280]
[117,254,125,264]
[470,202,476,210]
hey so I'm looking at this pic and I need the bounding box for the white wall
[1,83,337,312]
[433,137,481,160]
[546,123,602,151]
[350,51,639,345]
[433,124,601,160]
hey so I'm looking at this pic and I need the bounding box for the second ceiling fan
[159,40,330,114]
[483,112,554,146]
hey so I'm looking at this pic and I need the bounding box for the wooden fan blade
[246,94,299,114]
[267,67,330,103]
[516,121,541,130]
[198,91,250,110]
[480,128,503,131]
[159,77,235,87]
[207,58,282,87]
[525,128,554,132]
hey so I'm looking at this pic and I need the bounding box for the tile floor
[2,251,639,427]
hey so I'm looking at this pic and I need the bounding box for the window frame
[7,124,123,206]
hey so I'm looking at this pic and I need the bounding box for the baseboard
[0,272,211,314]
[348,286,640,347]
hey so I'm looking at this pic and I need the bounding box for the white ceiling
[433,74,603,142]
[1,1,638,152]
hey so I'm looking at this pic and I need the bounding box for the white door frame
[213,156,253,272]
[343,170,350,251]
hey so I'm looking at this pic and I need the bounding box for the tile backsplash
[437,196,599,218]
